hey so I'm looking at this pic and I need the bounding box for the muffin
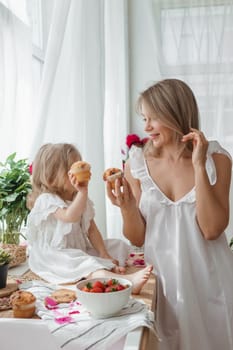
[103,168,123,189]
[45,288,77,306]
[70,161,91,183]
[10,290,36,318]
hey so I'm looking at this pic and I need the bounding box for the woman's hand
[182,128,209,167]
[106,177,137,210]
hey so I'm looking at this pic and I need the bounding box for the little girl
[26,143,152,294]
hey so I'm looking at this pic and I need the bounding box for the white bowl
[76,277,132,318]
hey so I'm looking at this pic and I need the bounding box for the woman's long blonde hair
[27,143,81,209]
[136,79,200,155]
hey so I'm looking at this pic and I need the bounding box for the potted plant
[0,152,32,245]
[0,247,12,288]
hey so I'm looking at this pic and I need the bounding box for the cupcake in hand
[70,161,91,183]
[103,168,123,189]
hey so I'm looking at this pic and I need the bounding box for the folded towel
[20,281,157,350]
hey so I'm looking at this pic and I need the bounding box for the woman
[106,79,233,349]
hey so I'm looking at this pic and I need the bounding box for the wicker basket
[0,244,27,267]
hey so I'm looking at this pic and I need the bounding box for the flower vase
[0,264,9,289]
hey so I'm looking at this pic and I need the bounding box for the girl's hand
[100,251,119,266]
[106,177,137,209]
[99,252,126,273]
[68,172,88,192]
[181,128,209,167]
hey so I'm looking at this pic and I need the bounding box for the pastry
[103,168,123,189]
[49,288,77,304]
[10,290,36,318]
[70,161,91,183]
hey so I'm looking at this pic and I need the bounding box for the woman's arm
[195,153,231,240]
[107,161,146,247]
[182,129,232,240]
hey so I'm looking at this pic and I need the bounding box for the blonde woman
[107,79,233,349]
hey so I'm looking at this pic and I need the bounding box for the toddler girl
[26,143,152,294]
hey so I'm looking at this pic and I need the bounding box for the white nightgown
[26,193,130,284]
[129,141,233,350]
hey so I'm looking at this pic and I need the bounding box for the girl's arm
[88,220,119,264]
[54,174,88,223]
[107,161,146,247]
[182,129,232,240]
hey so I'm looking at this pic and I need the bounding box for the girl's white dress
[129,141,233,350]
[26,194,130,284]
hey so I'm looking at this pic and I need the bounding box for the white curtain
[29,0,108,236]
[30,0,130,240]
[0,0,33,160]
[103,0,129,240]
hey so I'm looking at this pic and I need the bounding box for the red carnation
[29,163,33,175]
[126,134,141,148]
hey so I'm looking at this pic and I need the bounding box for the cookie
[50,288,77,304]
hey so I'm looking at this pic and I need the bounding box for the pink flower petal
[68,310,80,315]
[45,296,58,309]
[133,259,145,266]
[55,316,75,324]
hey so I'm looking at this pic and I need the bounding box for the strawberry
[90,287,104,293]
[116,284,125,291]
[93,280,105,290]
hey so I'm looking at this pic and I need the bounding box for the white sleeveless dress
[129,141,233,350]
[26,193,130,284]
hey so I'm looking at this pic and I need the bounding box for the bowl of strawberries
[76,277,132,318]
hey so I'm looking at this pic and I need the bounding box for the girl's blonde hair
[136,79,200,155]
[27,143,81,209]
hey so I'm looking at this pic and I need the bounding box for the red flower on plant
[126,134,141,148]
[29,163,33,175]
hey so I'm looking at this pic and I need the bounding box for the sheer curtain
[29,0,108,236]
[103,0,129,240]
[0,0,33,160]
[30,0,130,239]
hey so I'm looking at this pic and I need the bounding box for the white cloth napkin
[20,281,156,350]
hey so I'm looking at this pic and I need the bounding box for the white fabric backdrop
[0,1,33,160]
[29,0,108,237]
[29,0,130,240]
